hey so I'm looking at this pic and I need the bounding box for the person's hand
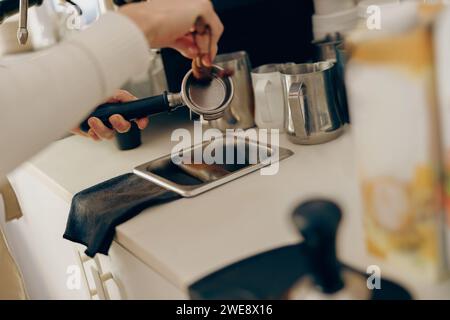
[72,90,149,141]
[119,0,224,65]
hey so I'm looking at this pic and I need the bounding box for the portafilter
[80,65,234,150]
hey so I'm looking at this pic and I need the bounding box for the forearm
[0,12,149,177]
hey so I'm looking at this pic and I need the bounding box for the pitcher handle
[255,79,273,123]
[288,82,309,138]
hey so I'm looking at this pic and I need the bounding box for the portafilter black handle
[79,92,173,151]
[79,93,171,132]
[292,199,344,294]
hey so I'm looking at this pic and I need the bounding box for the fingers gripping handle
[79,93,171,132]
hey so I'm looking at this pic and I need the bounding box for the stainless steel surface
[252,62,295,74]
[336,42,348,67]
[206,51,255,130]
[335,42,350,123]
[252,64,281,74]
[287,82,308,139]
[134,135,294,197]
[313,35,350,124]
[312,33,344,62]
[17,0,28,45]
[181,65,234,121]
[282,62,344,145]
[167,92,184,108]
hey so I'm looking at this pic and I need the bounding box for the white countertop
[20,111,450,299]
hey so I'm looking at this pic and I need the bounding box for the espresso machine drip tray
[133,135,294,197]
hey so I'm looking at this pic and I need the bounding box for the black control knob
[292,199,344,294]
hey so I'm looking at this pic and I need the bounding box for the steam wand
[17,0,28,44]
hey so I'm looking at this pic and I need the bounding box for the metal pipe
[17,0,28,44]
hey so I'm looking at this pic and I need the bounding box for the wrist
[118,5,158,45]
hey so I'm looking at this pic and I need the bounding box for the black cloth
[63,173,180,257]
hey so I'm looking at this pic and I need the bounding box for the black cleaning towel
[63,173,180,257]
